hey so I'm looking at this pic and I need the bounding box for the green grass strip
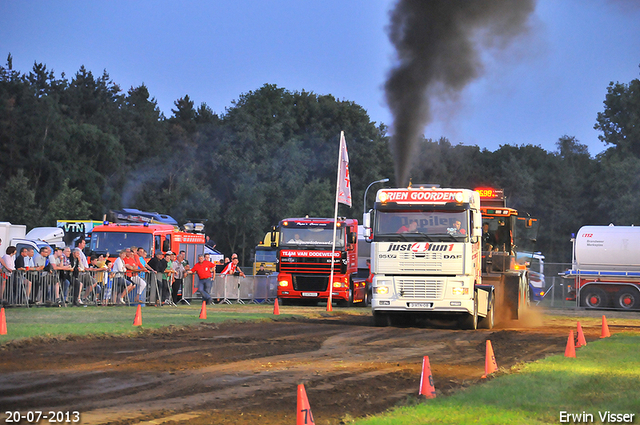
[355,334,640,425]
[0,304,297,343]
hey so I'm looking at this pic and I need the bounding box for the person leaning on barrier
[112,250,134,304]
[171,252,187,304]
[35,246,59,304]
[221,257,246,277]
[53,247,71,305]
[123,247,146,303]
[75,239,97,299]
[14,247,33,301]
[135,247,153,303]
[188,254,215,304]
[147,251,168,304]
[58,247,73,303]
[83,254,107,303]
[162,251,176,304]
[1,245,16,305]
[69,248,85,306]
[215,259,225,274]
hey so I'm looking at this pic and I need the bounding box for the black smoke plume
[385,0,536,186]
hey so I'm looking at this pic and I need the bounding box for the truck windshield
[90,231,153,256]
[374,210,468,242]
[280,228,344,248]
[255,248,277,263]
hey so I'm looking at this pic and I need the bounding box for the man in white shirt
[76,239,97,301]
[112,250,133,304]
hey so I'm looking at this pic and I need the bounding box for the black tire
[338,281,355,307]
[459,295,478,330]
[580,286,609,309]
[614,288,640,310]
[478,294,495,330]
[364,284,371,307]
[373,311,390,327]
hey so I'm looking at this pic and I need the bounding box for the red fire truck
[275,217,367,306]
[89,222,206,264]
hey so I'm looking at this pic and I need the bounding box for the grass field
[0,303,312,343]
[353,333,640,424]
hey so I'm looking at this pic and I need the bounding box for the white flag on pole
[337,132,352,207]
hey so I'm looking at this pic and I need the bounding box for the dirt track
[1,308,639,425]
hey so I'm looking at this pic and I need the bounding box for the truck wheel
[580,286,608,309]
[373,311,390,327]
[459,295,478,330]
[615,288,640,310]
[338,286,354,307]
[364,285,371,307]
[478,295,494,329]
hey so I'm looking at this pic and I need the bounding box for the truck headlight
[278,280,289,287]
[452,287,469,296]
[374,286,389,295]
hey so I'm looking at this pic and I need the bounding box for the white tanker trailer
[563,225,640,310]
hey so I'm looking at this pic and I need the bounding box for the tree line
[1,54,639,264]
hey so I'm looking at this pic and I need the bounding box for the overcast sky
[1,0,639,156]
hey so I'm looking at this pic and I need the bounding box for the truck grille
[293,275,329,292]
[398,252,443,272]
[397,279,444,299]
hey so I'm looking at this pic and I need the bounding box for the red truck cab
[275,217,365,306]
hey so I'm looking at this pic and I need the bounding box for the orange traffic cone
[326,297,333,312]
[297,384,315,425]
[565,330,576,358]
[576,321,587,348]
[419,356,436,398]
[273,298,280,315]
[600,315,611,338]
[133,304,142,326]
[481,340,498,378]
[0,307,7,335]
[199,300,207,319]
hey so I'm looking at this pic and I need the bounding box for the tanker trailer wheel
[580,286,609,309]
[615,288,640,310]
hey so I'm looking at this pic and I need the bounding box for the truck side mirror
[363,212,371,228]
[472,211,482,238]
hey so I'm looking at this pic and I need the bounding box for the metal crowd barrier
[186,274,278,304]
[0,269,279,307]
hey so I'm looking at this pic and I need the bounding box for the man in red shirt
[189,254,215,303]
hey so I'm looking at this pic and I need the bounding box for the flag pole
[327,131,344,312]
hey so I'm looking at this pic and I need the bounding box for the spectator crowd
[0,237,262,307]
